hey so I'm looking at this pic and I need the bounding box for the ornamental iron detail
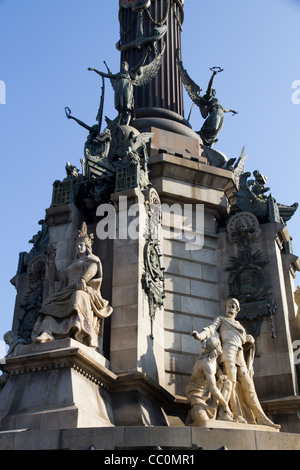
[226,213,276,353]
[142,188,165,339]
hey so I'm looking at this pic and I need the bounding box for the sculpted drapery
[187,298,280,429]
[32,223,112,348]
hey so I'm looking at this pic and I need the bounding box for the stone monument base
[0,426,299,450]
[189,419,279,432]
[0,339,172,430]
[0,340,298,449]
[0,339,116,431]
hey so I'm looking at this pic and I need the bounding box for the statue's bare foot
[257,416,281,429]
[35,330,54,343]
[217,409,234,422]
[222,412,234,422]
[234,415,247,424]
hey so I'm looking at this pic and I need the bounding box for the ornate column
[118,0,189,134]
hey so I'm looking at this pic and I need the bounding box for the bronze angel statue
[176,51,237,147]
[88,44,165,126]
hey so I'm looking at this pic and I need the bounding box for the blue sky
[0,0,300,349]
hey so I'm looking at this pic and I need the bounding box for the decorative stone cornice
[149,152,236,217]
[0,339,116,390]
[0,339,188,413]
[260,395,300,415]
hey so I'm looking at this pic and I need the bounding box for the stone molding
[260,395,300,415]
[0,339,183,413]
[1,425,300,450]
[0,339,116,389]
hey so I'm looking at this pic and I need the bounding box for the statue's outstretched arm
[206,67,224,95]
[191,317,221,342]
[206,70,217,95]
[88,68,115,79]
[191,330,206,341]
[65,108,92,132]
[223,108,238,115]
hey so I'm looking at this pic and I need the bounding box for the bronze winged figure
[176,51,237,147]
[89,44,165,126]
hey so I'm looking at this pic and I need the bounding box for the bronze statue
[176,53,237,147]
[88,44,165,126]
[117,0,167,52]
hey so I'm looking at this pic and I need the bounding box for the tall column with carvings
[119,0,184,115]
[118,0,196,138]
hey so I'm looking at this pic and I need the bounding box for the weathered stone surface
[149,126,202,160]
[0,426,299,450]
[0,339,116,431]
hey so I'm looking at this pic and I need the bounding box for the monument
[0,0,299,451]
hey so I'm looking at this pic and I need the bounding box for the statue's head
[206,336,221,352]
[253,170,267,185]
[201,334,222,359]
[212,88,216,97]
[90,124,99,138]
[76,241,88,257]
[224,298,240,319]
[75,222,94,256]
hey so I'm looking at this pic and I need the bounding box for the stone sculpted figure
[248,170,270,198]
[233,170,298,223]
[176,52,237,147]
[32,222,113,348]
[186,335,233,425]
[88,44,165,126]
[190,298,280,429]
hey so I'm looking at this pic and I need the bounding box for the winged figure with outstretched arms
[89,44,165,126]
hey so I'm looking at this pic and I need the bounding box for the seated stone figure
[32,223,113,348]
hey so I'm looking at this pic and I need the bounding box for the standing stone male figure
[192,298,280,429]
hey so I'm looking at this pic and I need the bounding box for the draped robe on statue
[32,253,112,348]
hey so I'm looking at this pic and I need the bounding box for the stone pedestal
[0,339,115,431]
[0,425,299,451]
[189,419,279,432]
